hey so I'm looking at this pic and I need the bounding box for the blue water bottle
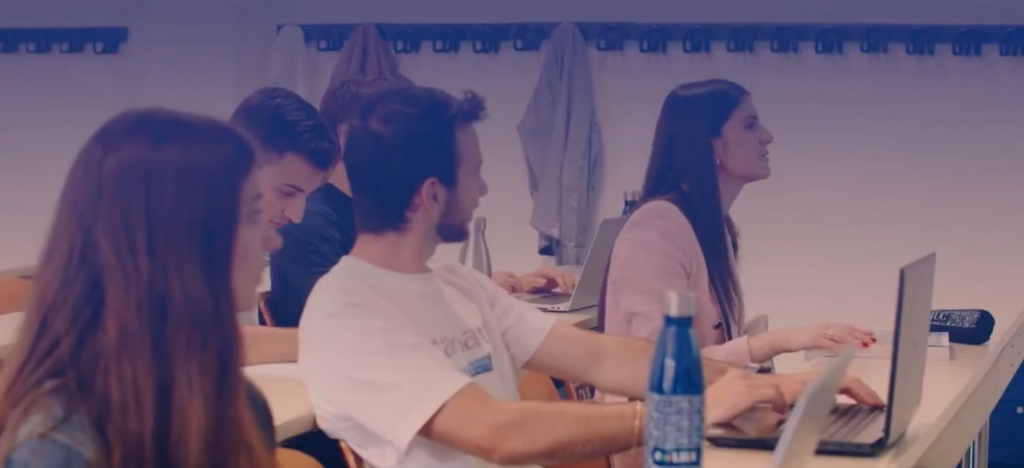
[644,291,704,468]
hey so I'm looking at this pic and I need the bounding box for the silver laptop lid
[565,216,628,308]
[882,252,936,443]
[768,346,856,468]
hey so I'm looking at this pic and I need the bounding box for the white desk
[246,307,599,442]
[245,364,315,443]
[0,265,34,278]
[0,312,23,358]
[551,307,599,330]
[3,302,1020,467]
[250,305,1024,467]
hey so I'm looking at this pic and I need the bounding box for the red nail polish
[862,342,869,348]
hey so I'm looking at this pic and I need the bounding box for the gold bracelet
[633,400,643,448]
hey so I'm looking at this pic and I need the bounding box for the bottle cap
[664,290,696,318]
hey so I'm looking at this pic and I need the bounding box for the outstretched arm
[523,322,883,408]
[524,322,735,399]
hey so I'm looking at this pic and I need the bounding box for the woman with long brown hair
[602,79,875,366]
[0,108,279,468]
[598,79,880,468]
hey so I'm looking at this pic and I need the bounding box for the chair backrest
[339,440,366,468]
[563,381,596,403]
[0,277,32,315]
[518,372,610,468]
[276,448,326,468]
[327,375,611,468]
[519,371,563,401]
[257,291,276,327]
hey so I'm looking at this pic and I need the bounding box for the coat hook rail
[0,27,129,55]
[279,22,1024,58]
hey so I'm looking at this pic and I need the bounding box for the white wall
[3,0,1024,334]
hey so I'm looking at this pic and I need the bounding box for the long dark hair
[0,108,274,468]
[640,79,749,334]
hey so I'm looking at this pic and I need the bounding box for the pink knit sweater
[599,200,753,468]
[603,199,751,364]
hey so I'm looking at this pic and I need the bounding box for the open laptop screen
[883,253,936,443]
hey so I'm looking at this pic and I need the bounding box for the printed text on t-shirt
[432,326,494,377]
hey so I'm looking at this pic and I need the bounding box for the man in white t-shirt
[298,86,884,468]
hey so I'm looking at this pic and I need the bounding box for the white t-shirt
[298,256,556,468]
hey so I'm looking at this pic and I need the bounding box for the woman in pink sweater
[602,78,873,363]
[600,79,874,468]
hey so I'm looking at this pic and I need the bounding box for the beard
[436,221,469,243]
[435,196,471,243]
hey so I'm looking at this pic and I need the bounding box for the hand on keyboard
[492,271,525,293]
[774,371,886,408]
[518,267,577,293]
[706,369,789,426]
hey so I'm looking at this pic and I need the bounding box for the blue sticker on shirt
[465,355,494,377]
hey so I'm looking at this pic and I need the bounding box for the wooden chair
[519,371,564,401]
[322,375,608,468]
[276,448,325,468]
[564,381,597,403]
[0,277,31,316]
[519,372,597,403]
[339,440,366,468]
[519,372,611,468]
[258,290,276,327]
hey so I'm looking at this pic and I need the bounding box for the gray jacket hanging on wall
[329,24,413,85]
[517,22,605,265]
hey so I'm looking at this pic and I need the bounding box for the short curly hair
[229,87,340,171]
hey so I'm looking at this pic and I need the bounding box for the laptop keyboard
[822,404,885,440]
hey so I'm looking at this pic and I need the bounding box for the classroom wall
[2,0,1024,334]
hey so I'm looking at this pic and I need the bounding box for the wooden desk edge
[0,265,35,278]
[908,307,1024,468]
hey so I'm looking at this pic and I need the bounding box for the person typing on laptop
[707,253,936,457]
[298,85,884,468]
[602,79,874,365]
[600,80,877,468]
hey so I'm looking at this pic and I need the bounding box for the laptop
[517,216,627,312]
[769,346,856,468]
[707,252,936,457]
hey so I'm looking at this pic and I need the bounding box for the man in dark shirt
[265,174,355,327]
[264,76,395,328]
[229,87,341,365]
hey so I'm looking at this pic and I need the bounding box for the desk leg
[976,420,989,468]
[960,420,990,468]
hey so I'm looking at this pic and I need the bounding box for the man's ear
[413,178,445,216]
